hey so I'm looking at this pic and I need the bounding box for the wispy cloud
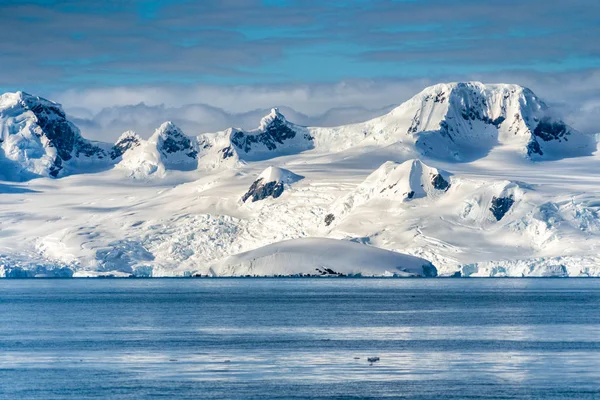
[1,0,598,92]
[58,70,600,141]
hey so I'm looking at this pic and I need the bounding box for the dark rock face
[111,134,141,159]
[315,267,345,276]
[231,116,312,154]
[527,140,543,156]
[220,146,235,159]
[242,179,285,202]
[490,195,515,221]
[232,117,297,153]
[324,213,335,226]
[26,100,77,161]
[159,129,197,159]
[526,115,572,157]
[533,118,569,142]
[48,157,63,178]
[75,137,105,158]
[19,95,106,176]
[431,173,450,191]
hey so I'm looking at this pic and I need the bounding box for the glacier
[1,81,599,277]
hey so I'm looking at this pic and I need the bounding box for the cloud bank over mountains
[59,71,600,141]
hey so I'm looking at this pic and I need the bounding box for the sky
[1,0,599,139]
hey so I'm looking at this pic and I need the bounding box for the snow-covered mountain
[110,130,141,160]
[191,108,315,169]
[1,82,599,277]
[0,92,109,180]
[117,121,198,177]
[242,166,304,203]
[326,159,451,226]
[308,82,594,160]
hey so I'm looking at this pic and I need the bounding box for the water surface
[1,279,599,399]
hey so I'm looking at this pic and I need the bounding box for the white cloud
[55,72,600,142]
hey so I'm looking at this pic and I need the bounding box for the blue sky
[1,0,599,138]
[1,0,599,91]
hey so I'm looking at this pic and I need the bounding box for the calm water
[1,279,600,399]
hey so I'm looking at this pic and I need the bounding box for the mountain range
[1,82,598,277]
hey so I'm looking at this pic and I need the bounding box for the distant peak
[154,121,185,137]
[158,120,177,131]
[259,107,287,130]
[257,166,299,184]
[0,91,63,113]
[115,130,141,143]
[419,81,534,98]
[3,90,34,101]
[242,166,304,202]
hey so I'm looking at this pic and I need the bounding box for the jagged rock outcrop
[117,122,198,177]
[110,130,142,160]
[459,180,526,224]
[220,108,314,162]
[242,166,303,202]
[151,121,197,166]
[490,195,515,221]
[0,91,107,179]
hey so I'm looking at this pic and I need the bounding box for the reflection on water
[1,279,599,399]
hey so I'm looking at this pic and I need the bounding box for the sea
[1,278,599,399]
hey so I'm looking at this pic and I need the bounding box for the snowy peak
[202,81,590,171]
[257,166,303,185]
[326,159,451,226]
[111,130,141,160]
[242,166,303,202]
[149,121,197,164]
[368,159,451,201]
[221,108,314,163]
[1,91,67,120]
[258,107,287,130]
[117,122,198,178]
[402,82,592,160]
[406,82,543,124]
[150,121,196,156]
[153,121,182,137]
[0,91,107,179]
[334,81,593,162]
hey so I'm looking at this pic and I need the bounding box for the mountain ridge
[0,82,593,181]
[1,82,599,278]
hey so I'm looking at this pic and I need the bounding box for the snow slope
[327,159,451,225]
[205,238,437,277]
[1,82,599,277]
